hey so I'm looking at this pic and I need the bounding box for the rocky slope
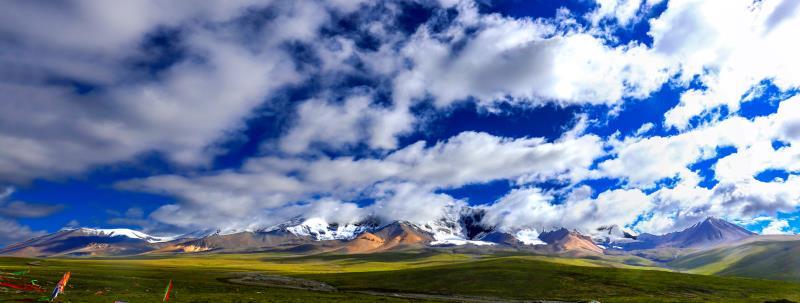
[538,228,604,254]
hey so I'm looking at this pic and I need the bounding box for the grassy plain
[1,252,799,302]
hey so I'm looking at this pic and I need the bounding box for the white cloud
[368,182,466,224]
[482,186,651,233]
[593,96,800,234]
[4,0,800,237]
[280,95,372,153]
[634,122,655,136]
[597,95,800,188]
[395,4,672,109]
[0,218,47,246]
[121,131,604,231]
[651,0,800,129]
[630,175,800,235]
[0,1,339,182]
[0,187,63,218]
[761,218,793,235]
[587,0,647,26]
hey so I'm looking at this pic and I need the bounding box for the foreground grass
[1,252,799,302]
[0,255,434,302]
[302,256,800,302]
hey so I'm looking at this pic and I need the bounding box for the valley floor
[1,252,799,302]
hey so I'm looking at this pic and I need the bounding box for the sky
[1,0,800,244]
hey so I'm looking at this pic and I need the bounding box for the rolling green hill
[670,237,800,281]
[302,256,800,302]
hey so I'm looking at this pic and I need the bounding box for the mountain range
[0,211,768,262]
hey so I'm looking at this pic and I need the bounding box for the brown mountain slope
[539,228,603,254]
[345,222,434,253]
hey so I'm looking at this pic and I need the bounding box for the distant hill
[0,228,175,257]
[669,235,800,281]
[0,215,768,264]
[619,217,755,250]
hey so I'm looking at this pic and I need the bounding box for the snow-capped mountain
[415,204,495,246]
[592,224,638,245]
[71,228,177,243]
[281,217,379,241]
[0,228,171,257]
[618,217,755,250]
[0,212,757,258]
[262,204,496,246]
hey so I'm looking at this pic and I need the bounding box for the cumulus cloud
[280,95,372,154]
[0,1,350,182]
[761,218,794,235]
[597,95,800,188]
[368,182,466,224]
[592,96,800,233]
[4,0,800,237]
[587,0,658,26]
[0,218,47,246]
[482,186,651,233]
[0,187,63,218]
[629,174,800,235]
[651,0,800,129]
[0,187,52,245]
[120,131,603,231]
[0,201,63,219]
[395,3,671,109]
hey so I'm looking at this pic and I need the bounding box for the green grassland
[1,252,799,302]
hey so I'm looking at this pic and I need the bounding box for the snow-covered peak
[73,228,176,243]
[592,224,638,244]
[283,217,375,241]
[415,205,497,246]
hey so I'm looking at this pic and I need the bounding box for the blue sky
[1,0,800,244]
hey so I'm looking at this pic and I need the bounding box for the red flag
[0,280,44,292]
[162,280,173,302]
[49,271,71,302]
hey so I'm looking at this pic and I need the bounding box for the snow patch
[592,224,638,244]
[76,228,176,243]
[515,229,546,245]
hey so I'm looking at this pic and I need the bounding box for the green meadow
[2,252,800,302]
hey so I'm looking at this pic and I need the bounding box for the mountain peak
[619,217,755,250]
[69,228,177,243]
[702,216,725,224]
[593,224,638,244]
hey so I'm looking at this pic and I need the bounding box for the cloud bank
[1,0,799,239]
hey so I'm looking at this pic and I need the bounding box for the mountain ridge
[619,217,756,250]
[0,216,761,259]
